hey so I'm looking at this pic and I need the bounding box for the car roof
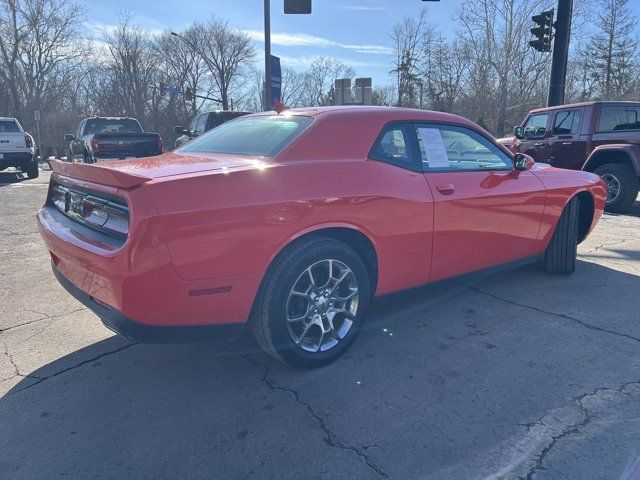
[0,117,18,122]
[249,105,475,125]
[529,101,640,114]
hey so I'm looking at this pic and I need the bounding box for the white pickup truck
[0,117,37,179]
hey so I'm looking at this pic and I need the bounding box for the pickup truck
[174,110,249,148]
[65,117,162,163]
[500,101,640,212]
[0,117,38,179]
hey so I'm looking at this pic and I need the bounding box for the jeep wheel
[250,237,371,368]
[594,163,639,213]
[544,196,579,275]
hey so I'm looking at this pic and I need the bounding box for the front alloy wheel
[250,237,371,368]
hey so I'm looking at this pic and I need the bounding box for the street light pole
[264,0,272,111]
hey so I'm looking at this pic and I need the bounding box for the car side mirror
[514,153,535,171]
[64,134,74,142]
[173,125,185,135]
[513,126,523,139]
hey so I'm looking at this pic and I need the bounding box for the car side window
[553,110,581,135]
[195,114,208,135]
[598,106,640,132]
[522,114,549,137]
[416,124,512,172]
[188,115,200,135]
[369,124,418,171]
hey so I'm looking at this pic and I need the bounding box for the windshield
[84,119,142,135]
[177,115,313,157]
[0,120,20,133]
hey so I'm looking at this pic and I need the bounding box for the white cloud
[244,29,393,55]
[340,5,385,11]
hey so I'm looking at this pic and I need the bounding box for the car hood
[51,152,274,188]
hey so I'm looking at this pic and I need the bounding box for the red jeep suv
[501,101,640,212]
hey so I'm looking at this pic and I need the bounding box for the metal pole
[35,112,42,164]
[264,0,272,110]
[547,0,573,106]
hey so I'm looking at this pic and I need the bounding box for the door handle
[534,142,545,147]
[436,184,455,195]
[561,142,572,145]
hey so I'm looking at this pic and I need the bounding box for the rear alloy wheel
[250,237,370,368]
[594,163,639,213]
[544,196,579,275]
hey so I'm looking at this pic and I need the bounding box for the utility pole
[547,0,573,106]
[264,0,272,111]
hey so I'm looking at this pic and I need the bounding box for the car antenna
[274,99,289,115]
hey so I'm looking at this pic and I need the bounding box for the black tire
[544,196,579,275]
[250,237,371,368]
[594,163,639,213]
[24,159,39,179]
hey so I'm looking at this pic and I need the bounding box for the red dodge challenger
[38,107,606,367]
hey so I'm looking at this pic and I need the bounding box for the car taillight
[25,134,33,148]
[158,136,163,153]
[90,138,100,153]
[49,183,129,238]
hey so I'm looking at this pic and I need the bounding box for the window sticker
[417,128,450,168]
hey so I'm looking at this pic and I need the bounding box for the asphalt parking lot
[1,170,640,480]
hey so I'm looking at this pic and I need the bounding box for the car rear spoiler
[50,160,152,189]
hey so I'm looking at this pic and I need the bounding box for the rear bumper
[38,178,263,334]
[0,152,33,167]
[52,263,244,343]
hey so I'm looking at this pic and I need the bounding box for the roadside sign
[270,55,282,105]
[34,110,40,121]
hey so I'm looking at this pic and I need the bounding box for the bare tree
[194,18,255,110]
[0,0,88,141]
[304,56,355,106]
[390,8,431,108]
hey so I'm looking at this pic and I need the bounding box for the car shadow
[0,170,27,186]
[2,260,640,478]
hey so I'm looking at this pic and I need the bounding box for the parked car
[0,117,37,179]
[174,110,250,148]
[39,106,606,368]
[65,117,163,163]
[501,101,640,212]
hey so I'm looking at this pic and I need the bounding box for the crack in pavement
[580,237,634,255]
[1,341,45,382]
[8,343,136,395]
[517,380,640,480]
[468,287,640,346]
[227,349,389,479]
[0,307,87,334]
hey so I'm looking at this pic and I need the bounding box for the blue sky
[81,0,640,87]
[82,0,464,85]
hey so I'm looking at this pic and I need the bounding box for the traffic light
[529,10,554,52]
[284,0,311,14]
[185,87,194,101]
[159,82,165,97]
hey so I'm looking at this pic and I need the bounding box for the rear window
[0,120,20,133]
[598,106,640,132]
[178,115,313,157]
[84,119,142,135]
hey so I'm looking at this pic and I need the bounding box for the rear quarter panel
[144,159,434,296]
